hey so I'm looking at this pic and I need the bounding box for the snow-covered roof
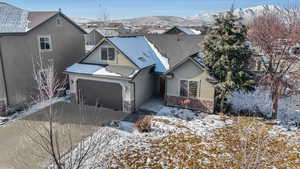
[85,45,95,52]
[177,26,201,35]
[0,3,85,34]
[65,63,139,78]
[191,53,209,70]
[0,2,29,33]
[108,36,169,72]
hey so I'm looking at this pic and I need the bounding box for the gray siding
[0,51,6,101]
[84,30,103,46]
[0,14,85,106]
[166,59,215,101]
[133,66,155,108]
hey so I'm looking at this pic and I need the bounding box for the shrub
[135,116,152,133]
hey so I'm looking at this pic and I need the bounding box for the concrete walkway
[0,102,129,169]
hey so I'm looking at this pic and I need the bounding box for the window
[38,36,52,52]
[101,48,108,60]
[189,81,198,98]
[180,80,199,98]
[108,48,115,60]
[180,80,188,97]
[101,47,115,61]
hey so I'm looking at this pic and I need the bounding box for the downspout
[0,37,9,105]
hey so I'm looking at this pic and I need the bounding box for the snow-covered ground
[228,87,300,124]
[0,97,67,127]
[48,99,299,169]
[50,101,232,169]
[139,98,199,120]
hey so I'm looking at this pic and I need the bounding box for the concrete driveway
[0,102,129,169]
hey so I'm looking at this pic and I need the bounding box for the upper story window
[101,47,115,61]
[180,80,200,98]
[38,35,52,52]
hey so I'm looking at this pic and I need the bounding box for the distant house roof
[107,36,169,72]
[164,26,202,35]
[27,11,58,29]
[0,2,29,33]
[97,29,119,37]
[146,34,204,68]
[0,2,86,34]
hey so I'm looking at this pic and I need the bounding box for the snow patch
[228,87,300,124]
[65,63,122,77]
[0,97,66,127]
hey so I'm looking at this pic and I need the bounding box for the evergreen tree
[203,9,255,112]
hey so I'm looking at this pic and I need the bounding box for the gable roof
[82,36,169,73]
[0,2,28,33]
[27,11,58,29]
[107,36,169,72]
[0,2,86,35]
[166,52,207,74]
[166,52,218,83]
[145,34,204,68]
[164,26,202,35]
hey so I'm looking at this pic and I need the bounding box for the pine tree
[203,9,255,112]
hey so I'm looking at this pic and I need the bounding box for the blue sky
[3,0,297,19]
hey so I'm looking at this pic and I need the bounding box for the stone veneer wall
[166,96,214,113]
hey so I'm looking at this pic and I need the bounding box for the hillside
[72,5,295,27]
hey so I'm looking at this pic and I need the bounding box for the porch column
[68,75,78,103]
[122,82,135,113]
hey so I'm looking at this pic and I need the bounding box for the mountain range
[72,5,295,26]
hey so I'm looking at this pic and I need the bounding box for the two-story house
[0,2,86,112]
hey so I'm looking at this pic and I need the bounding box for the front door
[159,77,165,97]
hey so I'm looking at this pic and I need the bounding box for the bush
[135,116,152,133]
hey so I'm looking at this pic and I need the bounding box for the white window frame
[178,79,200,98]
[38,35,52,52]
[99,47,116,63]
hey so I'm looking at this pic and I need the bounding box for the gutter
[0,37,9,105]
[63,71,133,81]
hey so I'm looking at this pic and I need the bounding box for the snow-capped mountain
[74,5,300,27]
[113,16,208,26]
[195,5,289,23]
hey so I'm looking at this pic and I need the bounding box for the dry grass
[135,116,152,133]
[110,117,300,169]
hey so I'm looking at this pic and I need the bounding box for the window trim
[38,35,52,52]
[179,79,200,98]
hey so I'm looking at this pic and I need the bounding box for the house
[84,27,126,53]
[0,3,86,112]
[84,28,104,53]
[164,26,202,35]
[65,34,216,113]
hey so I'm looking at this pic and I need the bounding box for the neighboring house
[0,3,86,112]
[65,34,216,113]
[84,28,123,53]
[164,26,202,35]
[84,28,104,53]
